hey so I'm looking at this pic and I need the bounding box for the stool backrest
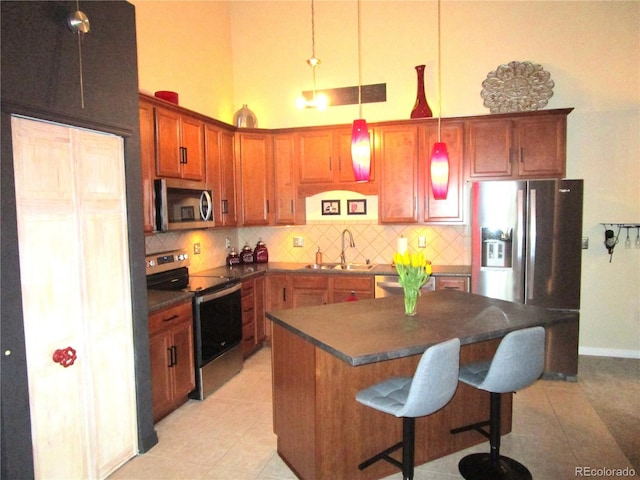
[479,326,545,393]
[398,338,460,418]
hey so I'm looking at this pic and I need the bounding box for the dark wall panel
[1,2,157,477]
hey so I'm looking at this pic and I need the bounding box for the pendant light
[351,0,371,183]
[430,0,449,200]
[296,0,328,110]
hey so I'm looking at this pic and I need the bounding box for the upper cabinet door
[298,131,334,184]
[155,104,205,183]
[515,115,566,178]
[466,110,570,181]
[205,124,237,227]
[378,124,419,224]
[236,132,273,226]
[273,134,299,225]
[422,121,465,224]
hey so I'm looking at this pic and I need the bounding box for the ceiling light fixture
[430,0,449,200]
[351,0,371,183]
[296,0,328,110]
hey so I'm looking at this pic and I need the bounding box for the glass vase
[410,65,433,119]
[403,286,419,316]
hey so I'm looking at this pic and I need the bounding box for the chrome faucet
[340,229,356,265]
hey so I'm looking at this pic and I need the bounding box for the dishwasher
[374,275,435,298]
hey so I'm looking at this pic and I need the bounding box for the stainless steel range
[146,250,242,399]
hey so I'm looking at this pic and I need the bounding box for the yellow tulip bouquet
[393,251,432,316]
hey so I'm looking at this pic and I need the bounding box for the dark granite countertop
[266,290,577,366]
[147,263,471,313]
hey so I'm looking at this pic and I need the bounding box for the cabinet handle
[162,314,179,322]
[509,148,514,164]
[329,156,332,171]
[243,307,254,313]
[290,199,294,213]
[266,200,270,213]
[519,147,524,163]
[283,287,287,302]
[167,347,173,367]
[222,199,228,214]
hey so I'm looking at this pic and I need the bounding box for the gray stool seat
[356,338,460,480]
[451,326,545,480]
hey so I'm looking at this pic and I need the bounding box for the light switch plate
[293,236,304,247]
[194,243,201,254]
[582,237,589,249]
[418,236,427,248]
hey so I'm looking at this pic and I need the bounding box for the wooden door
[378,125,419,223]
[236,133,273,225]
[422,121,465,223]
[139,100,156,233]
[273,134,296,225]
[466,118,513,178]
[515,116,566,178]
[297,130,334,183]
[155,107,182,178]
[11,117,137,479]
[180,116,205,181]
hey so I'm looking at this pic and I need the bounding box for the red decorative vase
[410,65,433,119]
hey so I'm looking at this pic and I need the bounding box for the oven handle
[195,282,241,304]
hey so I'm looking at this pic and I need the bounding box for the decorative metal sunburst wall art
[481,61,554,113]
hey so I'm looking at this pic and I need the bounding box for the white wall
[133,1,640,356]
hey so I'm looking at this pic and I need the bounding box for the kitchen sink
[333,263,375,271]
[303,263,376,271]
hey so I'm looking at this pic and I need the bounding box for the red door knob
[52,346,77,367]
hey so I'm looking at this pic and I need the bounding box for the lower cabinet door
[149,332,173,422]
[171,321,196,399]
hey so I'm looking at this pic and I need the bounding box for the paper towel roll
[397,237,408,254]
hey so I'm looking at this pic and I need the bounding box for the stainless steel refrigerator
[471,179,583,380]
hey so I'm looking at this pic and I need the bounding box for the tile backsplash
[145,222,471,273]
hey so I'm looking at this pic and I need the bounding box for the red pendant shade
[351,118,371,182]
[430,141,449,200]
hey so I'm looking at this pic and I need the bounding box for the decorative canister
[410,65,433,119]
[233,104,257,128]
[240,243,254,264]
[226,247,241,267]
[254,239,269,263]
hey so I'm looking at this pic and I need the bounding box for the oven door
[193,283,242,368]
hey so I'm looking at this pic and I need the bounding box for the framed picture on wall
[321,200,341,215]
[347,199,367,215]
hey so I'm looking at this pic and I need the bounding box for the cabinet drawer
[241,280,255,297]
[332,276,373,292]
[293,275,330,289]
[241,295,255,325]
[149,301,192,334]
[435,276,469,292]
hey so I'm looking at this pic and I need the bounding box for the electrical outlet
[582,237,589,249]
[193,243,201,255]
[293,236,304,247]
[418,236,427,248]
[225,237,231,249]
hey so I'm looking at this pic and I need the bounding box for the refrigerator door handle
[527,188,537,300]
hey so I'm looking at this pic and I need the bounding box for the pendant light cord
[357,0,363,118]
[437,0,442,141]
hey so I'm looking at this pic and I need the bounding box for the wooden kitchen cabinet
[291,275,330,308]
[378,124,420,223]
[294,127,377,197]
[273,134,304,225]
[139,98,156,233]
[331,275,374,303]
[241,275,266,358]
[265,274,291,339]
[466,109,570,180]
[205,123,237,226]
[155,104,206,182]
[148,301,195,423]
[421,121,466,224]
[435,275,470,292]
[235,132,273,225]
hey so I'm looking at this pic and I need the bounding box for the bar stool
[451,326,545,480]
[355,338,461,480]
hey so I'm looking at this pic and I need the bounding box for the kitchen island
[267,290,577,480]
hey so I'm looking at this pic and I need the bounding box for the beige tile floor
[109,347,637,480]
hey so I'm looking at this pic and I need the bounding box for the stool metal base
[458,453,532,480]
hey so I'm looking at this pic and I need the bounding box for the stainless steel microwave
[154,179,213,231]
